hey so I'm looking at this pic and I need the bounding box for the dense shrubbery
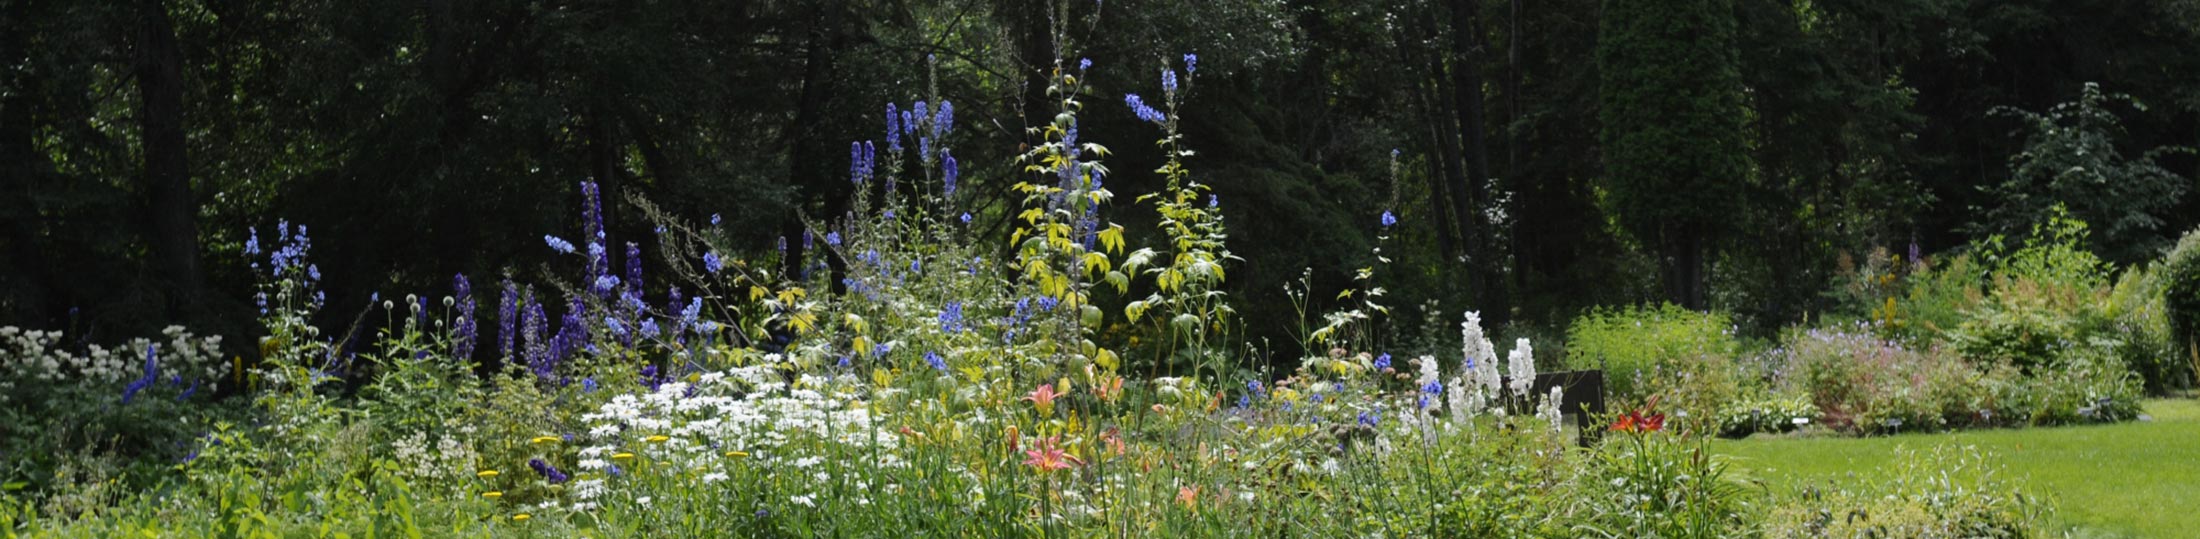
[2166,227,2200,387]
[1564,303,1743,418]
[1564,209,2164,441]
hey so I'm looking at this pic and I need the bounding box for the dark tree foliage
[2,0,2197,365]
[1596,0,1752,310]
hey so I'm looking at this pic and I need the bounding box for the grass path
[1712,399,2200,538]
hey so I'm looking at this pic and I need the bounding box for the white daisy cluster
[567,366,902,510]
[0,325,226,401]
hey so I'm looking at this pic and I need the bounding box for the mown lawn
[1713,399,2200,538]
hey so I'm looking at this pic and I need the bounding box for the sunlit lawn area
[1714,398,2200,538]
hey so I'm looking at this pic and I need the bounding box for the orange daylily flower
[1023,383,1061,416]
[1022,435,1084,472]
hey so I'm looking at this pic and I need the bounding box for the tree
[1596,0,1752,309]
[1974,82,2194,263]
[134,0,205,321]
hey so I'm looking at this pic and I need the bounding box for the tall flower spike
[850,141,867,184]
[454,273,477,360]
[1161,69,1178,95]
[1507,338,1537,399]
[934,101,953,137]
[885,103,903,153]
[499,279,519,359]
[1184,53,1198,74]
[624,242,643,291]
[942,151,959,198]
[580,181,605,241]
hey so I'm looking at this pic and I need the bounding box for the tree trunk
[586,99,624,275]
[782,5,846,287]
[1448,0,1512,326]
[134,0,204,321]
[1393,24,1460,265]
[1660,228,1707,310]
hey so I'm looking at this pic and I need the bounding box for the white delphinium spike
[1539,385,1566,434]
[1461,311,1505,418]
[1508,338,1537,401]
[1446,374,1470,424]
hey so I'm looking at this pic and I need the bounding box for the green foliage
[1890,252,1990,344]
[1976,83,2196,263]
[1596,0,1751,306]
[1757,445,2046,538]
[1714,392,1818,439]
[2104,262,2191,393]
[1565,303,1744,420]
[1583,429,1748,537]
[2166,227,2200,386]
[1949,209,2114,372]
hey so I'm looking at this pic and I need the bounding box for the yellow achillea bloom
[511,513,531,522]
[612,452,636,461]
[483,491,503,499]
[645,435,670,444]
[724,451,749,458]
[529,436,560,444]
[476,470,500,478]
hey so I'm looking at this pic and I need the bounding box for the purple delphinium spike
[934,101,953,138]
[555,295,587,363]
[453,273,477,360]
[523,292,551,382]
[545,235,576,254]
[1125,94,1164,123]
[625,242,644,291]
[886,103,903,153]
[121,343,159,404]
[942,150,959,198]
[581,181,605,242]
[499,279,519,359]
[850,141,868,184]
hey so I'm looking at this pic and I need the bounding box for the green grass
[1713,399,2200,538]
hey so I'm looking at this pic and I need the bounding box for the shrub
[1714,391,1818,438]
[1566,303,1745,424]
[1773,328,1995,434]
[2103,263,2190,393]
[1889,251,1989,344]
[1995,345,2144,426]
[1946,209,2115,372]
[2166,226,2200,387]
